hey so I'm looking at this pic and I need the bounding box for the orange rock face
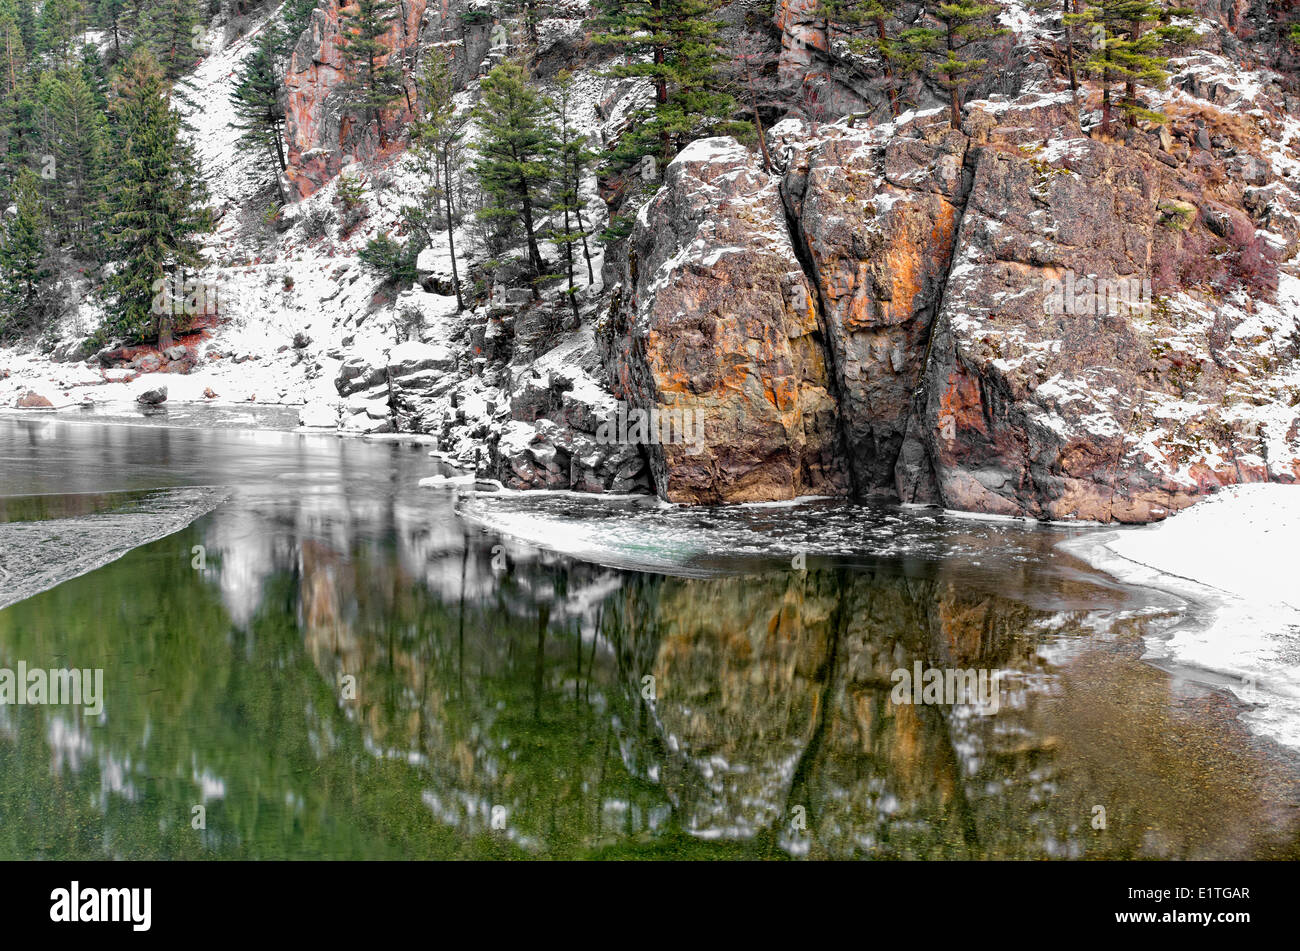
[605,137,848,504]
[782,119,968,495]
[15,390,53,409]
[283,0,427,199]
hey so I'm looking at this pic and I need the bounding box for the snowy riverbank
[1065,483,1300,751]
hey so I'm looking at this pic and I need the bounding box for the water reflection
[0,416,1297,859]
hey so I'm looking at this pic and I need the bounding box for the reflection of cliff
[281,517,1300,859]
[608,563,1255,858]
[182,477,1300,859]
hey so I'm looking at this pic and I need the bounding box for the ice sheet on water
[455,492,1097,579]
[0,487,227,610]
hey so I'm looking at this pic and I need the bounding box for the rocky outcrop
[781,116,969,494]
[284,0,427,200]
[604,137,849,503]
[614,90,1300,520]
[284,0,499,200]
[490,366,651,494]
[772,0,872,117]
[894,95,1300,521]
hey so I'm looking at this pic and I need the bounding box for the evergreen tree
[591,0,735,171]
[547,69,595,322]
[1077,0,1193,135]
[95,0,129,58]
[230,28,287,197]
[45,66,108,244]
[79,41,111,113]
[13,0,33,55]
[0,0,26,101]
[902,1,1008,129]
[138,0,200,80]
[280,0,319,45]
[406,46,467,309]
[338,0,404,149]
[821,0,906,118]
[37,0,87,59]
[101,49,209,345]
[473,60,555,299]
[0,165,50,339]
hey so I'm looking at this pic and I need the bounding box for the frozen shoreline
[1062,483,1300,751]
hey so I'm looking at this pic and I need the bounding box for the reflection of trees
[2,476,1299,860]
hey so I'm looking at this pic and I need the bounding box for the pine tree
[95,0,129,58]
[407,46,467,309]
[0,0,26,101]
[548,69,596,322]
[79,42,111,113]
[230,28,287,198]
[473,60,556,299]
[1078,0,1193,135]
[43,66,108,244]
[13,0,33,55]
[101,49,209,345]
[902,1,1008,130]
[592,0,735,171]
[50,66,108,241]
[0,165,51,339]
[338,0,404,149]
[138,0,200,80]
[821,0,906,118]
[36,0,86,59]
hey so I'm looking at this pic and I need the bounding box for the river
[1,409,1297,859]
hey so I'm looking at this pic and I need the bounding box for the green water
[0,413,1297,859]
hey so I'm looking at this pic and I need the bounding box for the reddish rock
[893,96,1300,522]
[283,0,427,200]
[15,390,52,409]
[618,95,1300,522]
[605,137,848,503]
[782,117,968,494]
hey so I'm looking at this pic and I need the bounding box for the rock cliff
[614,89,1300,521]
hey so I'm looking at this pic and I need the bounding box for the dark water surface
[1,412,1297,859]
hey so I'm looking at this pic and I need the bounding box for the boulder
[387,341,454,378]
[335,355,387,396]
[15,390,52,409]
[136,386,168,405]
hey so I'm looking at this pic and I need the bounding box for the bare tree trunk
[1063,0,1078,96]
[563,207,579,324]
[443,152,464,310]
[877,16,901,118]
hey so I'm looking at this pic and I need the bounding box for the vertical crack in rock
[895,137,978,506]
[607,137,849,503]
[780,176,863,500]
[778,117,970,501]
